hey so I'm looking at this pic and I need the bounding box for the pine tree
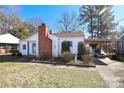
[79,5,117,39]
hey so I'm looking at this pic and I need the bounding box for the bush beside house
[61,52,73,63]
[77,42,86,59]
[61,41,70,53]
[11,50,22,57]
[61,41,94,65]
[82,54,94,64]
[61,41,72,63]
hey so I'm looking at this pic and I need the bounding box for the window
[23,45,26,50]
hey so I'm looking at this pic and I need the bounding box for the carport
[0,33,19,54]
[85,39,116,56]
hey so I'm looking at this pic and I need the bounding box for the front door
[32,43,36,55]
[29,41,36,55]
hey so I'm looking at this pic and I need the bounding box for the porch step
[99,57,115,65]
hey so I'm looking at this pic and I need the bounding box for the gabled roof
[0,33,19,44]
[52,32,84,37]
[21,32,38,41]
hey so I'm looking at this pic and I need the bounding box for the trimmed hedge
[61,52,73,63]
[77,42,86,59]
[61,41,70,53]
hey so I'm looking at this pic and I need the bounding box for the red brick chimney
[38,23,52,58]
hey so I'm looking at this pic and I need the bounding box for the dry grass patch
[0,62,108,88]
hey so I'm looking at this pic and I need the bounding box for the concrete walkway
[96,58,124,88]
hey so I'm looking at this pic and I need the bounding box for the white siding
[19,41,27,55]
[19,33,39,57]
[48,34,59,57]
[48,34,84,57]
[58,37,84,56]
[20,32,84,58]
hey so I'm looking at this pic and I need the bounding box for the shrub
[61,52,73,63]
[81,54,94,64]
[11,50,20,56]
[111,54,120,61]
[61,41,70,53]
[11,53,16,56]
[77,42,86,59]
[17,52,22,57]
[11,50,22,57]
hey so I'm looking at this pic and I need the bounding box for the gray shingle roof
[52,32,84,37]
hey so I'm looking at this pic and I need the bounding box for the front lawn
[0,60,108,87]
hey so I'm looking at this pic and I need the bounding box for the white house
[19,33,39,56]
[48,32,84,57]
[19,23,85,57]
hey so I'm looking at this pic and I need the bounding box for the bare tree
[22,17,43,36]
[0,6,29,39]
[0,6,21,33]
[0,6,43,39]
[55,11,82,32]
[26,17,43,30]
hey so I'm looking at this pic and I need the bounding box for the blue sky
[113,6,124,27]
[17,5,124,32]
[19,5,80,30]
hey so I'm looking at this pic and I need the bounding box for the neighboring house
[117,33,124,55]
[19,23,84,57]
[0,33,19,54]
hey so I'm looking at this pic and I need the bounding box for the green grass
[0,61,108,88]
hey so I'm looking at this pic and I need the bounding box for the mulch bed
[14,57,96,68]
[29,59,96,68]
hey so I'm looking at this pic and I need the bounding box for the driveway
[96,58,124,88]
